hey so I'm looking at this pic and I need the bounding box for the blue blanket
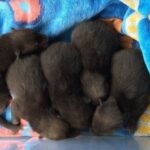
[0,0,150,137]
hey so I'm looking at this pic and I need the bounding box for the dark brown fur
[71,20,120,74]
[52,94,93,129]
[6,56,70,140]
[81,70,109,105]
[111,48,150,132]
[0,28,48,73]
[41,42,93,129]
[0,29,48,131]
[91,97,123,135]
[41,42,82,96]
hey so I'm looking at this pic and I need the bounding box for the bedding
[0,0,149,137]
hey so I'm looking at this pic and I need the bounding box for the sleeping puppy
[41,42,83,96]
[0,29,48,131]
[111,48,150,132]
[81,70,109,105]
[91,97,123,135]
[71,20,120,74]
[41,42,93,129]
[72,20,118,105]
[6,55,71,140]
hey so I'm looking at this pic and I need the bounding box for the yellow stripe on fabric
[136,126,150,135]
[138,121,150,126]
[120,0,139,10]
[125,12,143,40]
[140,114,150,122]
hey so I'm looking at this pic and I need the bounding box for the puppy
[91,97,123,135]
[6,55,70,140]
[0,29,48,130]
[71,20,120,74]
[72,20,118,106]
[41,42,82,96]
[81,70,109,105]
[41,42,93,129]
[111,48,150,132]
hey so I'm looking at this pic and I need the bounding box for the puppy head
[40,114,70,140]
[91,97,123,135]
[72,20,120,73]
[72,20,120,51]
[81,71,109,105]
[10,28,48,55]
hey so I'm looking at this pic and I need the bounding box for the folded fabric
[0,0,149,137]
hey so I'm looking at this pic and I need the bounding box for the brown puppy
[41,42,93,129]
[71,20,120,74]
[0,29,48,131]
[41,42,82,96]
[72,20,118,106]
[111,48,150,132]
[6,55,70,140]
[91,97,123,135]
[81,70,109,105]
